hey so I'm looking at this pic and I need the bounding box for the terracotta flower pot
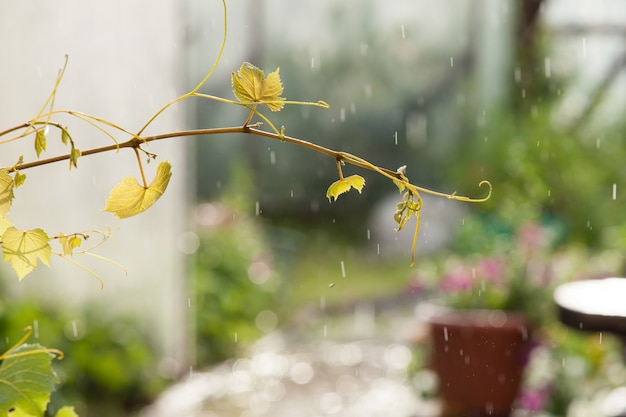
[428,309,531,417]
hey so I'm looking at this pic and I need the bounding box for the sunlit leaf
[14,172,26,188]
[104,160,172,219]
[54,406,79,417]
[0,217,13,236]
[0,170,15,217]
[326,175,366,202]
[35,129,46,157]
[231,62,286,111]
[58,233,82,256]
[61,128,70,146]
[69,148,81,170]
[1,227,51,280]
[0,344,58,416]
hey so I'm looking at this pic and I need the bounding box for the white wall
[0,1,191,375]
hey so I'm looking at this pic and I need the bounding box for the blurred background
[1,0,626,416]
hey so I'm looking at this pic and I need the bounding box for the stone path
[142,302,441,417]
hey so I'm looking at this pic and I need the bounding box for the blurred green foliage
[449,98,626,249]
[193,161,285,366]
[0,296,167,417]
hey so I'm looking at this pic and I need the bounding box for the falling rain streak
[613,183,617,200]
[340,260,346,278]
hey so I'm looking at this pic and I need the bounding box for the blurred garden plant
[0,1,491,415]
[408,219,626,415]
[410,220,622,327]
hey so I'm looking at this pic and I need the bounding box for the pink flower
[518,387,550,412]
[476,257,504,283]
[517,221,549,253]
[440,266,473,293]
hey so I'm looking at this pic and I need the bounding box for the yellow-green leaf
[104,161,172,219]
[0,217,13,236]
[0,170,15,217]
[0,344,59,416]
[14,171,26,188]
[61,127,70,145]
[69,147,81,170]
[58,233,82,256]
[326,175,366,202]
[231,62,286,111]
[54,406,79,417]
[1,227,51,280]
[35,129,47,157]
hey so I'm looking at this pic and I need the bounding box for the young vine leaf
[69,147,81,170]
[104,160,172,218]
[0,344,59,416]
[231,62,286,111]
[326,175,366,202]
[58,233,82,256]
[0,170,15,217]
[1,227,51,280]
[34,129,46,157]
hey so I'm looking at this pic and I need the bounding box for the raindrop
[177,231,200,254]
[248,259,273,284]
[364,83,373,97]
[360,42,369,56]
[290,189,294,198]
[400,24,406,39]
[340,107,346,122]
[443,327,449,341]
[376,243,380,255]
[544,57,551,78]
[64,319,86,341]
[187,297,191,309]
[311,56,315,69]
[269,149,276,165]
[255,310,278,333]
[350,102,356,114]
[366,229,371,240]
[329,283,335,288]
[319,392,343,414]
[255,201,261,216]
[234,332,238,342]
[323,324,328,337]
[289,362,314,385]
[393,131,398,145]
[450,57,454,67]
[340,260,346,278]
[613,183,617,200]
[514,67,521,83]
[599,332,603,344]
[33,320,39,339]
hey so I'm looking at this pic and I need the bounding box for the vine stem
[9,124,491,205]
